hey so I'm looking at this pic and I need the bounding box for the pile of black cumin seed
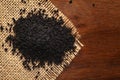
[5,8,76,70]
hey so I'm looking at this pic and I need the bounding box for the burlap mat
[0,0,83,80]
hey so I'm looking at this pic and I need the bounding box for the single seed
[92,3,95,7]
[21,0,26,4]
[38,3,41,6]
[46,69,48,71]
[51,67,53,70]
[0,26,4,32]
[2,43,4,47]
[45,0,48,2]
[37,71,40,74]
[69,0,72,4]
[35,75,38,79]
[5,28,8,32]
[12,18,16,23]
[4,48,8,52]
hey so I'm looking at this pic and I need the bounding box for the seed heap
[5,9,76,70]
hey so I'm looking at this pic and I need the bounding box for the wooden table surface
[51,0,120,80]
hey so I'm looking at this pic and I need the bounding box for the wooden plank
[51,0,120,80]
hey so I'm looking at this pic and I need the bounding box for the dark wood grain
[51,0,120,80]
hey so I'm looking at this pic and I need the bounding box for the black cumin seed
[4,48,8,52]
[12,18,16,23]
[21,0,26,4]
[92,3,95,7]
[2,43,4,47]
[51,67,53,70]
[46,69,48,71]
[37,71,40,74]
[20,8,26,15]
[5,28,8,32]
[9,26,12,33]
[34,75,39,79]
[5,8,76,70]
[69,0,72,4]
[0,26,4,32]
[38,2,41,6]
[45,0,48,2]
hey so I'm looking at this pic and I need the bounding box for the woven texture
[0,0,83,80]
